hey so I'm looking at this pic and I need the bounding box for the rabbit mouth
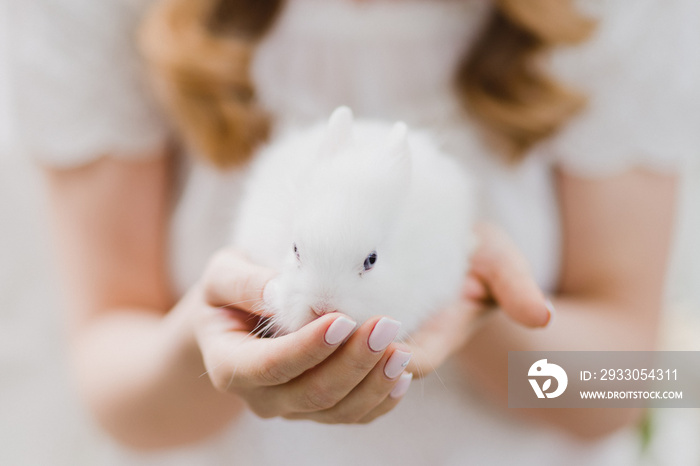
[310,302,336,316]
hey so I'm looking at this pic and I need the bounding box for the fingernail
[389,373,413,399]
[324,317,357,345]
[462,277,483,300]
[545,299,556,326]
[384,350,412,379]
[368,318,401,352]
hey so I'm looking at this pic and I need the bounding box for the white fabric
[3,0,168,165]
[3,0,700,465]
[540,0,700,177]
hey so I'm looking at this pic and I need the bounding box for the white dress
[3,0,700,464]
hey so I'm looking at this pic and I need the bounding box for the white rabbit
[232,107,476,336]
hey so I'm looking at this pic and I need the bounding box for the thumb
[470,223,551,328]
[203,248,277,316]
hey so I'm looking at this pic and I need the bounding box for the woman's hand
[194,248,413,424]
[405,222,551,377]
[195,222,549,419]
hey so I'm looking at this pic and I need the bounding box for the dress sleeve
[2,0,169,167]
[533,0,700,177]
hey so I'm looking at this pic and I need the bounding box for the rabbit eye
[293,243,300,261]
[363,251,377,271]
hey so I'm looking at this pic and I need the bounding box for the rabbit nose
[311,302,335,316]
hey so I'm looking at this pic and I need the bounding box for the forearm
[458,294,660,439]
[44,158,244,448]
[71,288,243,450]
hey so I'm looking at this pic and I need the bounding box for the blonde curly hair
[140,0,594,167]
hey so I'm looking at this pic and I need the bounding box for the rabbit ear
[318,106,354,156]
[385,121,412,176]
[386,121,409,160]
[378,122,412,203]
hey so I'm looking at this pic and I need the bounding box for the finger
[462,273,489,301]
[285,344,412,424]
[264,316,401,414]
[203,313,357,392]
[356,373,413,424]
[470,223,551,327]
[404,300,479,378]
[203,248,277,315]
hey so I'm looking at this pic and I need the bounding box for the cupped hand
[405,222,552,377]
[193,249,413,424]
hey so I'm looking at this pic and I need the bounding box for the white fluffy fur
[232,107,475,335]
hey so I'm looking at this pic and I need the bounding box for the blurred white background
[0,22,107,462]
[0,153,110,464]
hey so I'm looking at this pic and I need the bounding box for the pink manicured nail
[545,299,556,326]
[389,373,413,399]
[384,350,412,379]
[368,318,401,352]
[324,317,357,345]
